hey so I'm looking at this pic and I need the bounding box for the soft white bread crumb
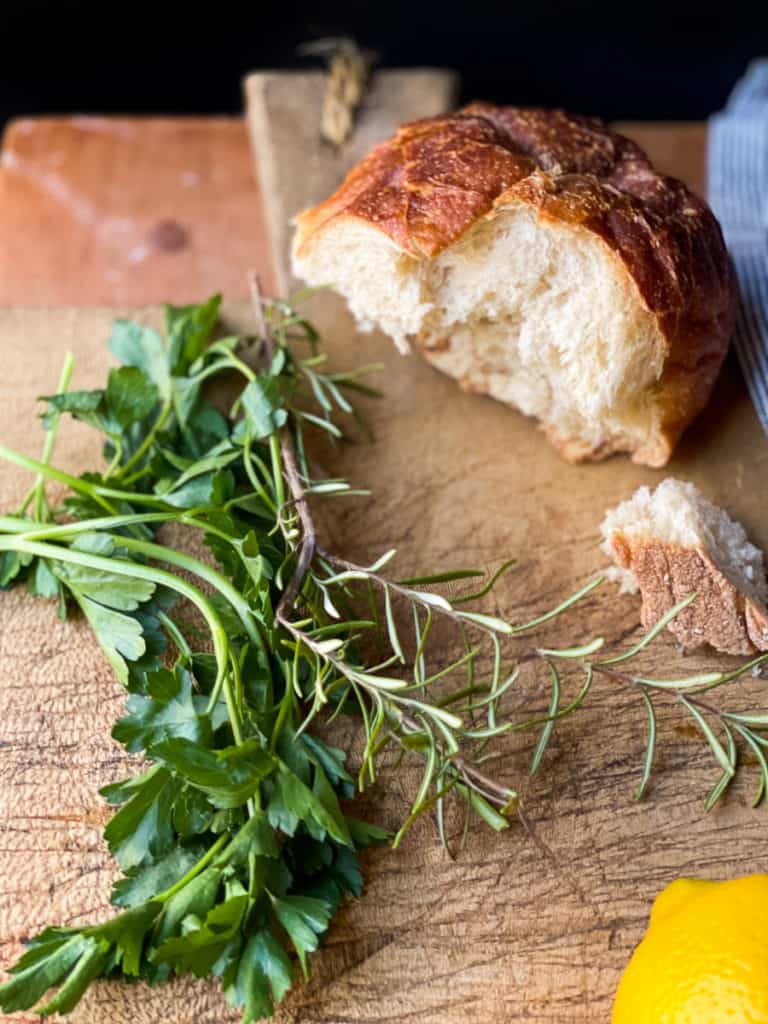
[293,204,666,461]
[601,479,768,601]
[601,478,768,654]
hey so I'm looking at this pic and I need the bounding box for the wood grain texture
[1,295,768,1024]
[0,93,732,1023]
[0,117,275,306]
[245,85,761,1023]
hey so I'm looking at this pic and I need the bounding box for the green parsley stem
[0,534,231,710]
[26,351,75,522]
[0,512,264,624]
[226,650,245,746]
[0,443,118,516]
[155,832,230,903]
[158,610,192,661]
[0,512,172,538]
[243,435,277,513]
[116,536,262,650]
[191,354,256,390]
[0,515,262,652]
[269,435,286,514]
[269,685,294,753]
[0,443,216,513]
[114,399,172,479]
[221,668,244,746]
[0,532,250,748]
[221,354,257,382]
[104,441,123,480]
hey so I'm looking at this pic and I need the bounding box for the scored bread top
[293,106,737,466]
[294,105,733,325]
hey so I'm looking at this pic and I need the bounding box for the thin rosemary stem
[589,663,639,687]
[591,663,729,723]
[680,694,728,719]
[396,708,517,808]
[282,612,515,810]
[275,433,316,620]
[316,547,496,632]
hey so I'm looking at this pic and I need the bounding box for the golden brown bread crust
[294,105,737,467]
[607,533,768,655]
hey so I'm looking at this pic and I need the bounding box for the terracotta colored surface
[0,117,275,306]
[0,116,704,308]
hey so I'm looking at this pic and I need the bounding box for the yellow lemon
[612,874,768,1023]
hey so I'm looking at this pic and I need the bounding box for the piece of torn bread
[292,105,736,467]
[601,479,768,655]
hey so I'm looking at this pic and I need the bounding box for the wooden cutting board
[0,82,764,1024]
[2,304,768,1024]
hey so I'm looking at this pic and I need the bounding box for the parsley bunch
[0,291,393,1019]
[1,285,766,1019]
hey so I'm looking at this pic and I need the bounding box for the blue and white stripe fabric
[708,59,768,432]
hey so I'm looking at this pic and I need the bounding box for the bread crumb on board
[601,478,768,656]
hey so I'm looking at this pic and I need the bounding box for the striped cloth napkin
[708,59,768,431]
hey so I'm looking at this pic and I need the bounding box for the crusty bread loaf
[292,106,736,466]
[601,479,768,654]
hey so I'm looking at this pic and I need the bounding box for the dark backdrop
[1,3,766,130]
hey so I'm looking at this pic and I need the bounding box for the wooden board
[0,91,747,1024]
[0,117,275,305]
[235,78,762,1022]
[244,70,459,293]
[1,301,767,1024]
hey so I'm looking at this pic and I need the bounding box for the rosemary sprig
[0,285,765,1020]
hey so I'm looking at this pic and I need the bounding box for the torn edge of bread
[292,106,735,467]
[600,478,768,655]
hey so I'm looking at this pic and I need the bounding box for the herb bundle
[0,286,765,1020]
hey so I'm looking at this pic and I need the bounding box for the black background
[1,3,766,130]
